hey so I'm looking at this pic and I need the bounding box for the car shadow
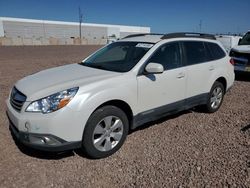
[241,123,250,132]
[75,110,193,159]
[9,127,75,160]
[235,71,250,82]
[74,148,92,159]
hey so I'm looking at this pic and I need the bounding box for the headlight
[26,87,78,113]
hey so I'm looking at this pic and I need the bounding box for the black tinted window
[148,42,181,70]
[206,42,226,60]
[183,41,207,65]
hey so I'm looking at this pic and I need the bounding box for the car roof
[120,32,216,44]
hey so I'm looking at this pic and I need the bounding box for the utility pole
[79,6,83,43]
[199,20,202,33]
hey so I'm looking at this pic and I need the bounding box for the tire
[204,81,225,113]
[82,105,129,159]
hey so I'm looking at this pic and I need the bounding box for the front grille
[10,87,27,112]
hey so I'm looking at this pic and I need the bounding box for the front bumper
[6,96,87,140]
[6,95,86,152]
[8,114,81,152]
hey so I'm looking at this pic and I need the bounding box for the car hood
[232,45,250,53]
[15,63,120,101]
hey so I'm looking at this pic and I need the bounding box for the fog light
[27,135,61,146]
[43,136,58,145]
[29,135,45,145]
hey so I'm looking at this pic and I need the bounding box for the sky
[0,0,249,34]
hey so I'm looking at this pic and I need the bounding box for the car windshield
[239,32,250,45]
[80,42,153,72]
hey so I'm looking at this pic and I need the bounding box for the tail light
[229,58,235,65]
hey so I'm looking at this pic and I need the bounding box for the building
[0,17,150,45]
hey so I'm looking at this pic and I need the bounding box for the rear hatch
[230,48,250,72]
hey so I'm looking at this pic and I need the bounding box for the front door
[136,42,187,122]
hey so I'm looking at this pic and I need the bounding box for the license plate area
[245,66,250,72]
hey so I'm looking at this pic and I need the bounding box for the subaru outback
[6,33,235,158]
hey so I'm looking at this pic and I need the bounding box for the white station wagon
[7,33,235,158]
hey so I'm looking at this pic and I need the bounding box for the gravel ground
[0,46,249,188]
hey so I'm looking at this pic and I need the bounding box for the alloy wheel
[210,87,223,109]
[92,116,124,152]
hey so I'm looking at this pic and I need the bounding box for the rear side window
[206,42,226,60]
[183,41,207,65]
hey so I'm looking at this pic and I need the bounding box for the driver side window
[148,42,181,70]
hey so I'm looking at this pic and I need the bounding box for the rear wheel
[204,81,225,113]
[82,105,129,159]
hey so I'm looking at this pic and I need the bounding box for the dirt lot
[0,46,249,187]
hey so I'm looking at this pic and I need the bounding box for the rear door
[182,41,215,105]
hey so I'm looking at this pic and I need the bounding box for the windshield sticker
[136,43,154,48]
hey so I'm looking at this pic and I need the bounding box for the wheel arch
[92,99,134,129]
[215,77,227,91]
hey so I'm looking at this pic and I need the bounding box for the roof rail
[161,32,216,40]
[123,33,163,39]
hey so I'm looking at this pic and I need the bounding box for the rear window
[183,41,207,65]
[206,42,226,60]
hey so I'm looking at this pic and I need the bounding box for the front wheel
[82,106,129,159]
[204,81,225,113]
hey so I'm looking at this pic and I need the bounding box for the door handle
[209,66,215,71]
[177,72,185,78]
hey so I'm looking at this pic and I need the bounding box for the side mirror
[145,63,164,74]
[238,38,242,45]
